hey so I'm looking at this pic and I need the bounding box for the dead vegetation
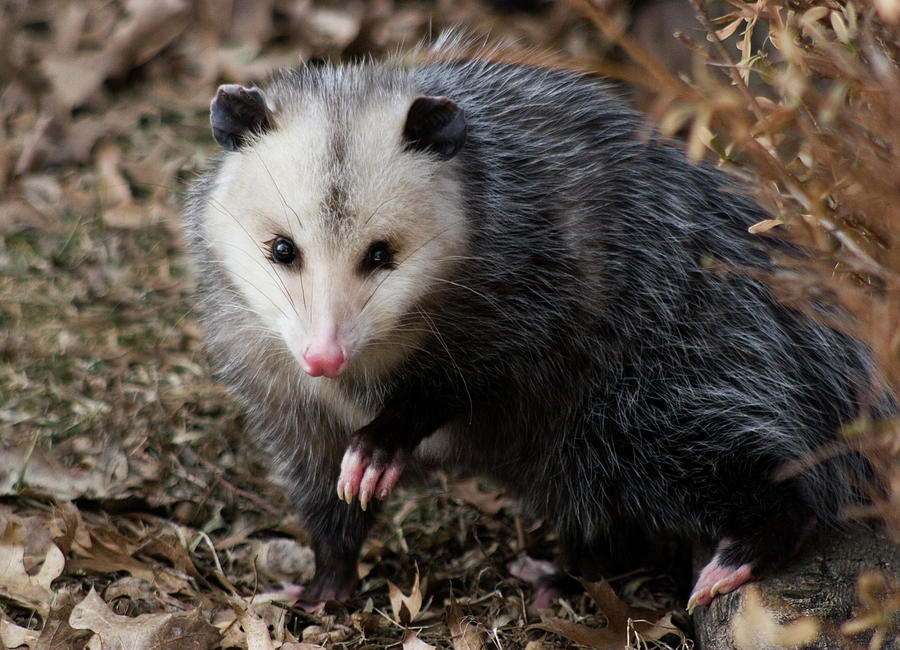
[0,0,898,648]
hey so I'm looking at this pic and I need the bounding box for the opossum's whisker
[193,237,295,324]
[193,225,296,322]
[359,222,468,315]
[396,222,466,267]
[256,151,303,230]
[359,268,395,316]
[205,198,300,318]
[362,196,399,227]
[423,276,518,321]
[415,305,473,422]
[257,162,308,312]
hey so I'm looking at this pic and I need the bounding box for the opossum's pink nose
[301,342,347,378]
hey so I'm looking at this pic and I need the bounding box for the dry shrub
[595,0,900,538]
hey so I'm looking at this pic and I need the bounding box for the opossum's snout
[300,338,348,378]
[291,315,352,378]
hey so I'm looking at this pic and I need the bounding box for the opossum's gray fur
[184,34,879,599]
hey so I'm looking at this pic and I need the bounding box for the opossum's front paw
[687,540,755,613]
[336,436,407,510]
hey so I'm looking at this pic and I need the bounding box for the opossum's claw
[687,543,754,613]
[337,447,369,505]
[338,438,407,510]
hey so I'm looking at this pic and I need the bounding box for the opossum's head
[200,69,467,380]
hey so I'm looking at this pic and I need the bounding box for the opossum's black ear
[210,84,274,151]
[403,96,467,160]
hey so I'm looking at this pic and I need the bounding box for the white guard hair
[202,70,467,409]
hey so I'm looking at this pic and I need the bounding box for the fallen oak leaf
[66,528,191,594]
[49,501,90,557]
[241,611,276,650]
[449,479,509,515]
[447,592,486,650]
[388,568,423,626]
[33,588,94,650]
[577,577,660,631]
[402,627,437,650]
[0,516,65,617]
[216,594,294,650]
[69,588,220,650]
[529,616,624,650]
[41,0,191,110]
[1,611,40,649]
[626,612,687,647]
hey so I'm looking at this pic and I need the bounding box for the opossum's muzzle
[301,340,348,378]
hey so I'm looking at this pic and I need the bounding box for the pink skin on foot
[687,540,755,613]
[277,579,357,612]
[336,446,406,510]
[508,557,560,609]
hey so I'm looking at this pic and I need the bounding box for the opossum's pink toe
[687,549,754,613]
[359,464,381,510]
[338,441,407,509]
[358,453,405,508]
[337,448,369,504]
[374,458,404,500]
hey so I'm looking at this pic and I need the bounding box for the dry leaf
[252,537,315,584]
[0,446,109,500]
[578,578,659,632]
[42,53,112,110]
[33,588,94,650]
[1,611,40,648]
[628,612,686,646]
[389,569,423,626]
[447,593,486,650]
[530,616,624,650]
[225,0,275,44]
[841,570,900,646]
[449,479,509,515]
[0,516,65,616]
[242,611,277,650]
[402,628,437,650]
[67,529,191,594]
[50,501,91,557]
[69,588,220,650]
[748,218,783,234]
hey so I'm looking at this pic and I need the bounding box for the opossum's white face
[203,87,467,381]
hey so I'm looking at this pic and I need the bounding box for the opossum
[184,37,878,611]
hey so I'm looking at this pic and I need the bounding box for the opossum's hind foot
[686,539,755,613]
[337,435,407,510]
[508,556,583,610]
[284,565,359,611]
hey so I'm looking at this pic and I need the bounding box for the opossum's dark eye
[269,236,298,265]
[363,241,394,272]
